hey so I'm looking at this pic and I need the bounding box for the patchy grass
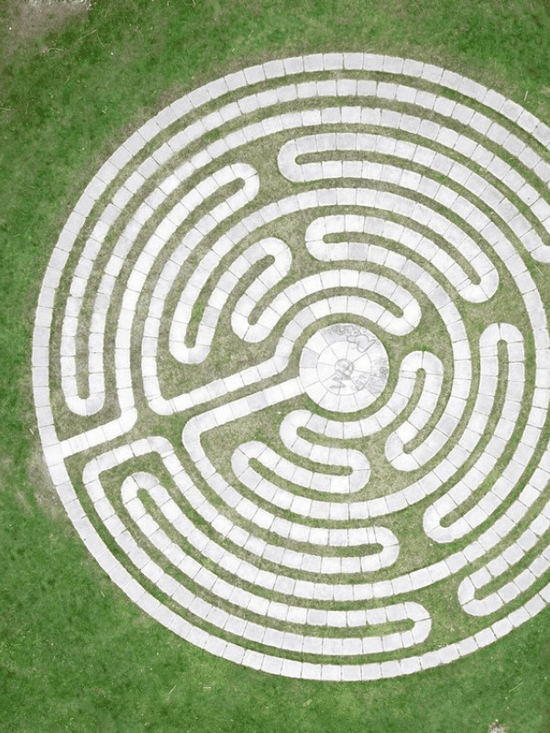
[1,0,90,64]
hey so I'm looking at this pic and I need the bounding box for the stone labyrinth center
[33,54,550,681]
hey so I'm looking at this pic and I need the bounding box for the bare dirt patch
[26,442,63,521]
[1,0,90,62]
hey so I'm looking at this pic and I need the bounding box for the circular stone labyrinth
[33,54,550,681]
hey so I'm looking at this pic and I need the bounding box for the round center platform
[299,323,389,412]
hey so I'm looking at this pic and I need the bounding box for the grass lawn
[3,0,550,731]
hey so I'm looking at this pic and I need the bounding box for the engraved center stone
[299,323,389,412]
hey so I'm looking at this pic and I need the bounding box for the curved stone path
[33,54,550,680]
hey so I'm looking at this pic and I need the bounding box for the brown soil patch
[26,440,63,521]
[1,0,90,62]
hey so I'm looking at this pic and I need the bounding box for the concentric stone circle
[33,53,550,681]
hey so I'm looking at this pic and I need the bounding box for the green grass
[3,0,550,731]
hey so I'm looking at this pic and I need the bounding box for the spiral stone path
[33,53,550,680]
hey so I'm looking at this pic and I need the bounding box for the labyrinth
[32,53,550,682]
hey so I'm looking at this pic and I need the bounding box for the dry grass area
[1,0,90,62]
